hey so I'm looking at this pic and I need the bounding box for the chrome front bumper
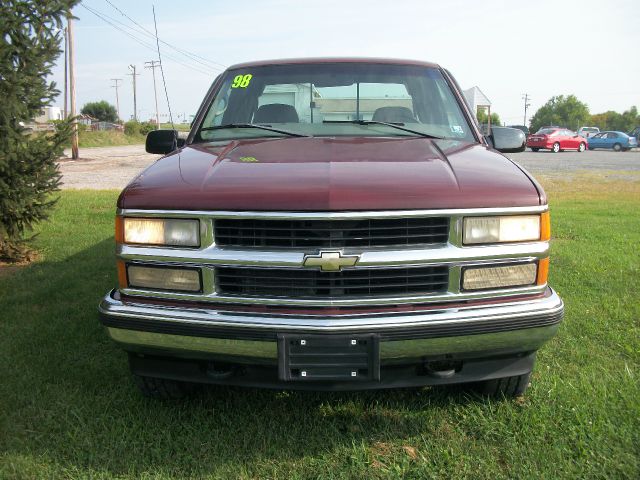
[99,288,564,363]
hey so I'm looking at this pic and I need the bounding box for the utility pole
[63,27,68,119]
[144,60,161,127]
[67,13,78,159]
[522,93,531,126]
[111,78,122,121]
[128,65,139,121]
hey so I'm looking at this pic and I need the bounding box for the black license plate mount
[278,333,380,382]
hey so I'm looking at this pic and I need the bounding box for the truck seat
[254,104,299,123]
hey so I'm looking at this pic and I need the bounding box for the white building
[34,106,63,123]
[463,86,491,116]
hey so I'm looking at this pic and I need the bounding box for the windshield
[537,128,557,135]
[194,63,475,142]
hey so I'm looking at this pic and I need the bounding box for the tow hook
[422,360,462,379]
[205,362,236,380]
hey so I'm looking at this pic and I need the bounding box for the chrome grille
[214,217,449,249]
[215,266,449,298]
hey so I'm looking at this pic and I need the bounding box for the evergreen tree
[0,0,78,261]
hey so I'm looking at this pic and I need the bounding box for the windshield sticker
[231,74,253,89]
[239,156,258,162]
[450,125,464,135]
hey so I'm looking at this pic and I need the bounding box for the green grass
[0,184,638,479]
[75,131,146,148]
[160,123,191,132]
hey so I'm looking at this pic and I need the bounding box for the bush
[124,120,140,136]
[138,122,156,135]
[124,120,155,136]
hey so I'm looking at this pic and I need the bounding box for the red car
[527,128,588,153]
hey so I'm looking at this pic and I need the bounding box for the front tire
[133,374,197,399]
[551,142,561,153]
[613,143,622,152]
[477,371,532,398]
[530,147,540,152]
[578,142,586,152]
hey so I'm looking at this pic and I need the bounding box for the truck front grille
[214,217,449,249]
[215,265,449,298]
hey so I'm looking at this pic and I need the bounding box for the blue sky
[53,0,640,125]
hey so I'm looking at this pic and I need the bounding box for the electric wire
[103,0,227,70]
[79,3,214,76]
[80,3,212,76]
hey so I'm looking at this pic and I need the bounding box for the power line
[79,3,214,76]
[522,93,531,126]
[144,60,160,126]
[152,6,174,129]
[102,0,227,70]
[127,65,139,121]
[111,78,122,120]
[68,13,79,159]
[80,3,213,76]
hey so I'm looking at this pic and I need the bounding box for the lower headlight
[462,263,537,290]
[127,265,202,292]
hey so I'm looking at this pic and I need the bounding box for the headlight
[462,263,538,290]
[463,214,547,244]
[127,265,202,292]
[121,218,200,247]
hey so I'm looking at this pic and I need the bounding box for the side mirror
[487,126,526,153]
[145,129,185,154]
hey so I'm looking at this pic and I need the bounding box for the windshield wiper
[323,120,443,139]
[200,123,311,138]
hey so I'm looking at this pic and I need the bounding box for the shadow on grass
[0,239,484,477]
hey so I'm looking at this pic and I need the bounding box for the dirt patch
[0,258,33,277]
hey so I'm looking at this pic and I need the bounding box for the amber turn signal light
[537,258,549,286]
[116,260,128,289]
[115,215,124,244]
[540,211,551,241]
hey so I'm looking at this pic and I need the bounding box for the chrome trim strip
[107,324,559,360]
[381,324,558,359]
[118,205,548,220]
[108,328,277,359]
[99,288,563,331]
[116,242,549,267]
[120,283,547,307]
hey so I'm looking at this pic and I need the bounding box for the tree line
[529,95,639,133]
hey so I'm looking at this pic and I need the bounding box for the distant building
[463,86,493,133]
[78,113,97,126]
[34,106,62,123]
[463,86,491,115]
[92,121,123,132]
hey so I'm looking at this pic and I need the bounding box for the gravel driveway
[59,145,160,190]
[58,144,640,190]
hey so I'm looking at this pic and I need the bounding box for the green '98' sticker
[231,74,253,88]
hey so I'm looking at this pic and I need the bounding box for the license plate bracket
[278,333,380,382]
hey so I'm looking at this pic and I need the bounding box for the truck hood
[118,137,542,210]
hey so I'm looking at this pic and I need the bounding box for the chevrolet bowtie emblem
[303,251,359,272]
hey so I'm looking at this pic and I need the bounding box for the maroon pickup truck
[99,58,563,399]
